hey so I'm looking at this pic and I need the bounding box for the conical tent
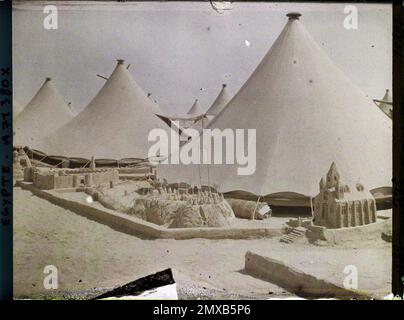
[187,99,205,116]
[175,99,205,131]
[375,89,392,119]
[206,84,231,117]
[39,60,170,159]
[159,13,392,197]
[383,89,392,102]
[14,78,74,147]
[13,100,24,120]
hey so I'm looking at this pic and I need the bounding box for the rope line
[252,195,262,221]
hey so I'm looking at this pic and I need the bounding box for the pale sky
[12,1,392,114]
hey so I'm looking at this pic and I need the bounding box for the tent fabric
[13,100,25,120]
[159,14,392,197]
[14,78,74,147]
[38,60,170,159]
[19,146,150,168]
[206,84,231,117]
[186,99,205,116]
[23,148,47,161]
[156,112,205,122]
[376,89,392,119]
[182,99,207,131]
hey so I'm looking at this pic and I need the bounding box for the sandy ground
[13,187,391,299]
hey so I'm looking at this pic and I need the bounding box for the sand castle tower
[313,162,377,229]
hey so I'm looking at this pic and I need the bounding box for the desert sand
[13,187,391,299]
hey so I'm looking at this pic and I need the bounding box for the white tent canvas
[206,84,231,117]
[204,84,231,125]
[159,13,392,197]
[375,89,392,119]
[187,99,205,116]
[39,60,170,159]
[13,100,24,120]
[14,78,74,148]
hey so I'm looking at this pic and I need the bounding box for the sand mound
[131,195,235,228]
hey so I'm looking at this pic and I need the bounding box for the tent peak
[329,161,337,169]
[286,12,301,20]
[117,59,125,65]
[222,84,227,88]
[45,77,52,82]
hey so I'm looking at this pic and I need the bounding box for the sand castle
[313,162,377,229]
[21,156,119,190]
[130,187,235,228]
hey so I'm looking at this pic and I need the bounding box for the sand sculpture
[13,148,32,181]
[13,150,24,180]
[24,166,119,190]
[130,187,235,228]
[17,148,31,168]
[86,184,235,228]
[226,198,271,220]
[313,162,377,229]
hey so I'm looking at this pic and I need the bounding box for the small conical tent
[375,89,392,119]
[187,99,205,116]
[14,78,74,147]
[174,99,206,131]
[39,60,170,159]
[206,84,231,117]
[159,12,392,198]
[13,100,24,120]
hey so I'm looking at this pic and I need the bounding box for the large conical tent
[159,13,392,198]
[206,84,231,117]
[14,78,74,147]
[39,60,170,159]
